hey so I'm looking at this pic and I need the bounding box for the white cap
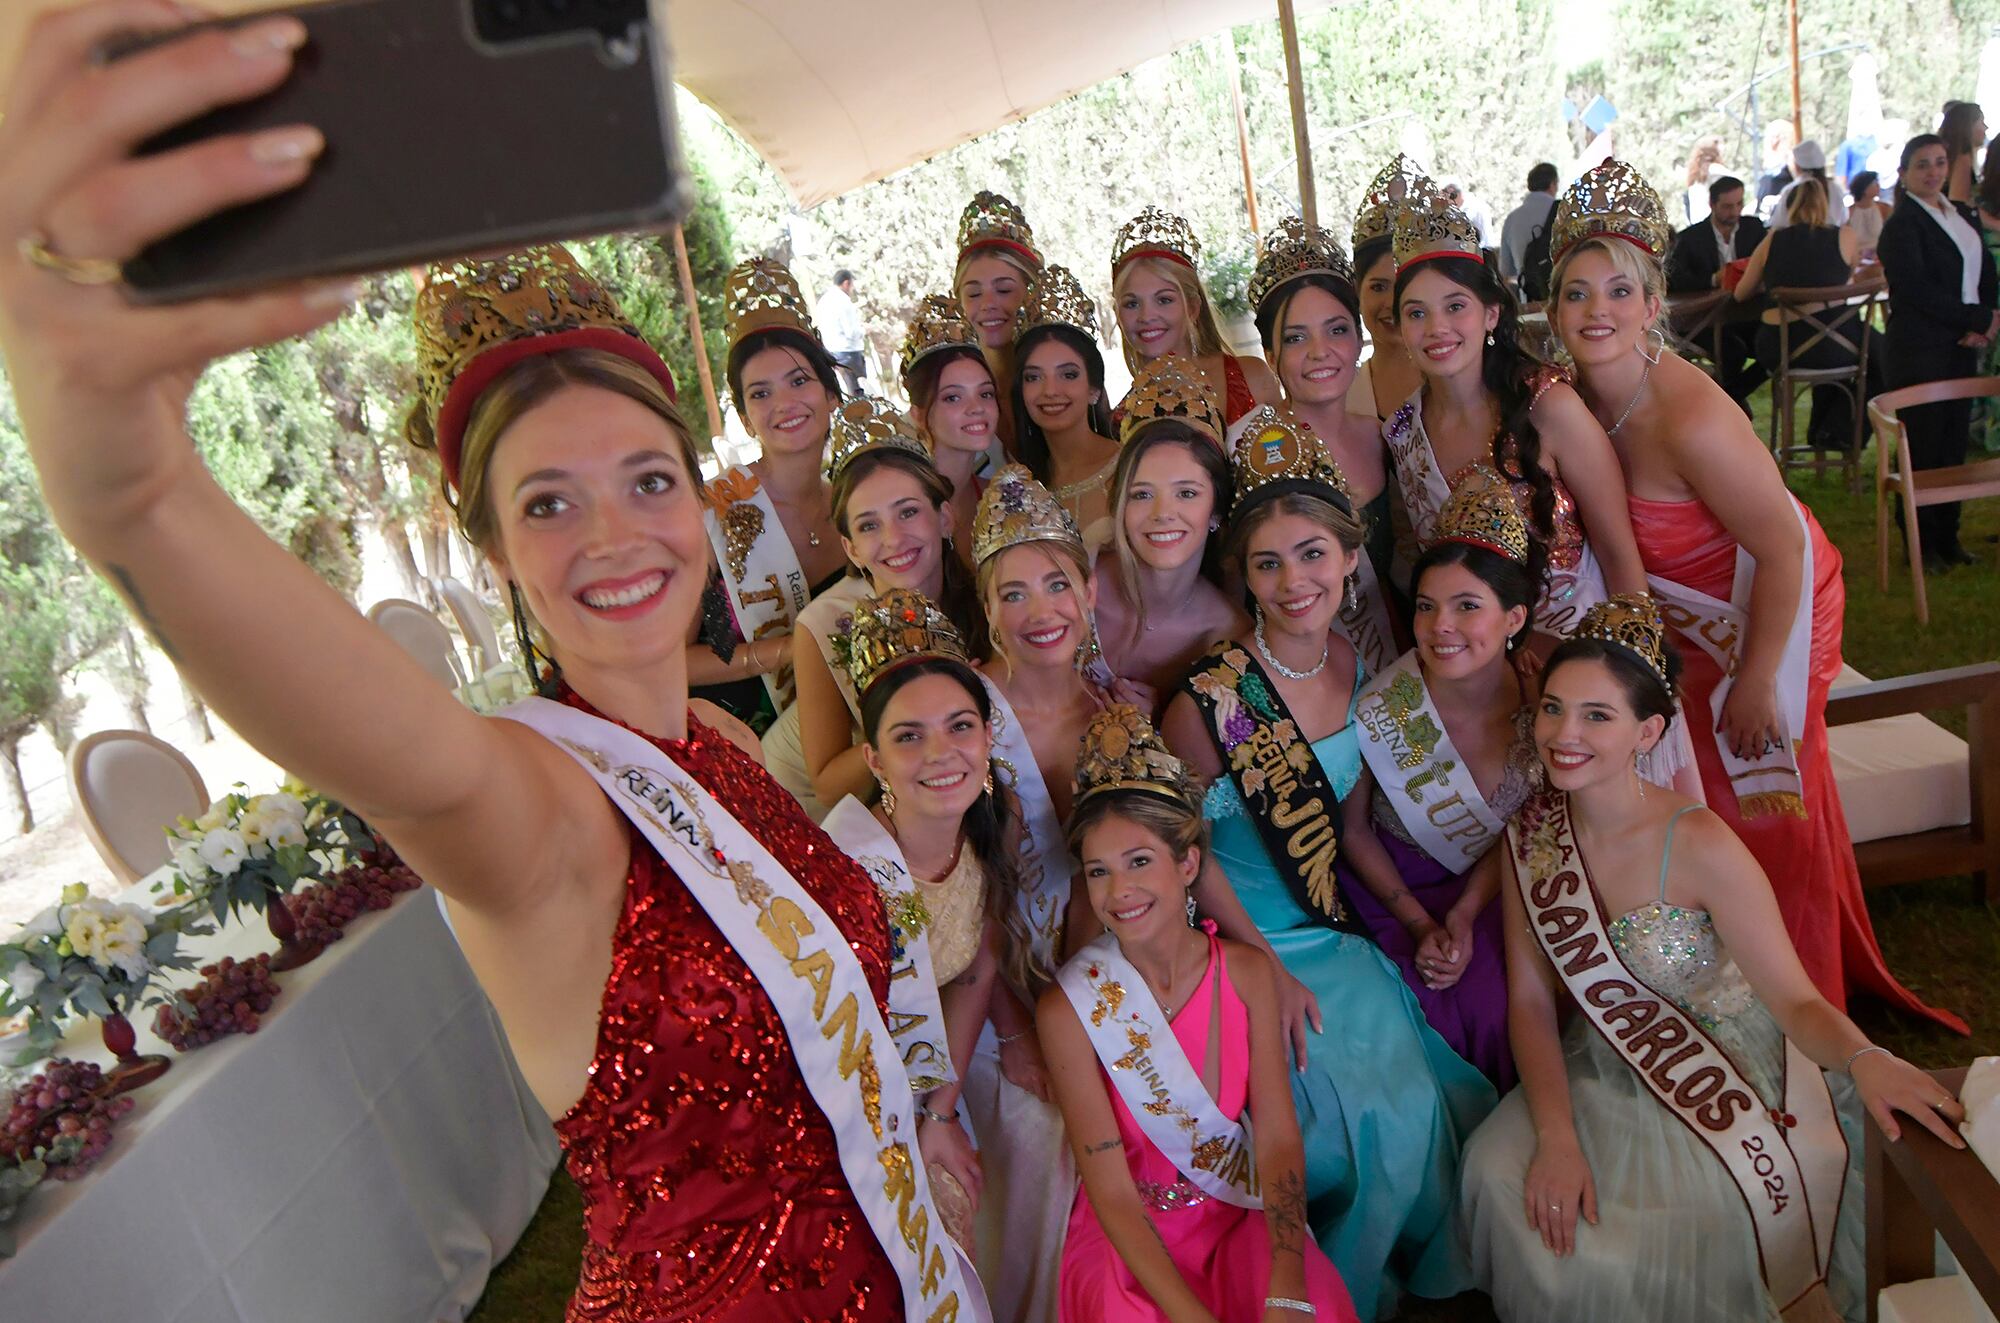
[1793,139,1827,170]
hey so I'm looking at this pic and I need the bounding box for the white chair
[366,597,465,690]
[67,729,210,885]
[432,576,505,676]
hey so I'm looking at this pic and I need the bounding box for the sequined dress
[551,691,902,1322]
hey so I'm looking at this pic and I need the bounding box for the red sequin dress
[552,690,904,1321]
[1221,354,1257,426]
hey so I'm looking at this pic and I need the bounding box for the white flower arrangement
[0,886,208,1060]
[158,783,351,923]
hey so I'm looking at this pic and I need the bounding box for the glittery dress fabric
[550,691,903,1323]
[1459,801,1867,1322]
[1626,493,1964,1034]
[1220,354,1258,426]
[1058,932,1360,1323]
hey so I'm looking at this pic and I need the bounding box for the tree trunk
[118,628,153,734]
[47,690,85,755]
[386,520,428,605]
[180,673,214,744]
[0,731,32,834]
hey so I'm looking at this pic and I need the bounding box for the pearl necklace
[1254,610,1329,681]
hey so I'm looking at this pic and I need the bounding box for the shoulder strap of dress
[1657,804,1701,900]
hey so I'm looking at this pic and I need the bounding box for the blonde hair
[1113,255,1227,372]
[1547,234,1667,327]
[953,248,1038,301]
[1788,176,1831,229]
[976,540,1093,670]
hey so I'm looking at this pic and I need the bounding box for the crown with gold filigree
[898,293,979,385]
[724,256,818,349]
[972,463,1086,569]
[1550,159,1673,264]
[1229,404,1353,519]
[1431,464,1531,563]
[1021,265,1100,339]
[1393,186,1486,269]
[1111,205,1202,274]
[1572,593,1672,689]
[1117,354,1224,451]
[1073,704,1201,813]
[1351,153,1432,250]
[825,395,934,481]
[415,245,677,492]
[957,191,1043,270]
[1248,216,1357,315]
[843,587,970,697]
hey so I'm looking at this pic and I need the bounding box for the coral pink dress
[1625,496,1965,1033]
[1059,934,1360,1323]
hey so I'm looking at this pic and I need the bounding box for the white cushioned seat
[1880,1274,1996,1323]
[1828,665,1972,844]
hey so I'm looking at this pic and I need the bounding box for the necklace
[1605,356,1652,437]
[1254,610,1329,681]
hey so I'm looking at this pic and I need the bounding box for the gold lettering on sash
[758,896,812,959]
[824,991,875,1077]
[739,573,784,611]
[794,948,837,1017]
[1271,796,1324,830]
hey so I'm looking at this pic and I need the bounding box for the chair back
[1665,289,1732,370]
[366,598,465,690]
[1769,281,1882,368]
[67,730,209,885]
[433,577,504,676]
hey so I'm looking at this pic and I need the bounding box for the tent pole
[1226,32,1261,240]
[1276,0,1316,229]
[1787,0,1803,142]
[670,223,725,443]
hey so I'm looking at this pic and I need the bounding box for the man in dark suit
[1664,176,1767,409]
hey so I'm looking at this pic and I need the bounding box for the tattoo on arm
[107,564,179,662]
[1082,1137,1124,1155]
[1268,1169,1306,1258]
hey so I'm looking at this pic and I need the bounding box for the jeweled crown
[825,396,934,481]
[1117,354,1224,451]
[1111,205,1201,273]
[1351,153,1432,249]
[1392,187,1485,269]
[898,293,979,385]
[1572,593,1672,689]
[957,191,1043,270]
[1248,216,1357,315]
[1550,159,1673,264]
[1432,465,1531,563]
[1073,704,1201,813]
[972,464,1086,569]
[1022,265,1100,339]
[844,587,970,697]
[724,256,818,348]
[1229,404,1352,518]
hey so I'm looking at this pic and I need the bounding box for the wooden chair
[1664,288,1733,378]
[1765,280,1883,489]
[66,729,209,885]
[365,597,466,690]
[1867,378,2000,624]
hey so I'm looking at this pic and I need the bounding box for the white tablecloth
[4,881,562,1322]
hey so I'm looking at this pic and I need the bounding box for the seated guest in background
[1736,177,1866,456]
[1770,140,1848,228]
[1499,162,1561,293]
[1665,174,1768,410]
[1845,170,1890,259]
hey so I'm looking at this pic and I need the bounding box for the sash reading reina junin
[1508,791,1846,1318]
[1353,651,1508,876]
[704,467,812,711]
[502,698,990,1323]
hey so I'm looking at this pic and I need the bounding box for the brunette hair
[1895,134,1950,209]
[1848,171,1881,208]
[906,345,993,419]
[1410,539,1544,651]
[1685,137,1724,188]
[832,449,988,658]
[1940,102,1985,170]
[725,327,842,424]
[1980,138,2000,217]
[1112,254,1228,373]
[1010,323,1115,482]
[1107,423,1234,634]
[1254,272,1363,356]
[1225,490,1368,572]
[1542,636,1685,731]
[1708,174,1746,207]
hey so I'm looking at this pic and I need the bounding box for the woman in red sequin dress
[0,11,918,1316]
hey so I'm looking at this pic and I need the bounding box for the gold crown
[843,587,969,697]
[1432,465,1531,563]
[898,293,979,384]
[724,256,817,348]
[1392,186,1485,269]
[972,463,1086,569]
[957,191,1043,269]
[1229,404,1352,518]
[1117,354,1224,450]
[1572,593,1672,689]
[1351,153,1432,249]
[1073,704,1201,813]
[1111,205,1201,273]
[825,395,934,481]
[1248,216,1356,314]
[1022,265,1099,339]
[1550,159,1673,264]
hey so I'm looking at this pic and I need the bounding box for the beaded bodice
[1608,903,1757,1031]
[917,850,987,986]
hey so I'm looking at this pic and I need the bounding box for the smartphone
[111,0,689,303]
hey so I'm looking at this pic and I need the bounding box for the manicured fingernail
[249,126,323,165]
[232,17,307,57]
[305,278,363,310]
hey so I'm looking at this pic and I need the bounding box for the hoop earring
[509,582,562,698]
[875,775,898,817]
[1640,326,1666,365]
[982,764,995,798]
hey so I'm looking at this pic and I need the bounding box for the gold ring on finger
[18,231,123,286]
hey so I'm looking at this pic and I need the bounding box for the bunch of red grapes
[153,954,281,1051]
[285,858,421,949]
[1,1060,133,1179]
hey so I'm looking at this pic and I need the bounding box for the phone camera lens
[495,0,524,23]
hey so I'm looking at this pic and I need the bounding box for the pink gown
[1058,935,1360,1323]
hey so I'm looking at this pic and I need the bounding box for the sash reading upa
[1056,933,1260,1208]
[1353,652,1507,875]
[1508,791,1846,1318]
[704,467,813,711]
[501,698,989,1323]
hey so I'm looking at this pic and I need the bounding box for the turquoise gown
[1202,663,1498,1321]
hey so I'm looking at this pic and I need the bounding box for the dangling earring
[1184,892,1198,926]
[1485,330,1496,347]
[1209,517,1221,533]
[1640,325,1666,365]
[876,774,898,817]
[1633,749,1647,798]
[1074,615,1106,676]
[509,582,562,698]
[1341,569,1359,614]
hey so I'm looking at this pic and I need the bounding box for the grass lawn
[468,402,2000,1323]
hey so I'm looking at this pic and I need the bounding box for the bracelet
[919,1105,958,1125]
[1845,1044,1893,1075]
[1265,1299,1315,1316]
[995,1030,1029,1047]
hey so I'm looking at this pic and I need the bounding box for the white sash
[978,678,1070,978]
[704,468,813,711]
[1646,500,1815,821]
[1508,793,1846,1314]
[798,575,872,722]
[1056,933,1261,1209]
[501,698,988,1323]
[1335,550,1399,678]
[1354,652,1508,874]
[822,797,957,1092]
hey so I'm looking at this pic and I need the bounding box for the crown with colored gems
[1073,704,1201,813]
[957,190,1043,270]
[1351,153,1433,249]
[724,256,818,348]
[414,244,676,491]
[1550,159,1674,264]
[972,464,1086,569]
[1248,216,1357,315]
[843,587,970,697]
[1229,404,1352,518]
[1572,593,1672,689]
[1392,189,1485,269]
[824,396,934,482]
[1111,205,1202,273]
[1117,354,1225,451]
[1431,465,1531,563]
[898,293,980,385]
[1021,265,1100,339]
